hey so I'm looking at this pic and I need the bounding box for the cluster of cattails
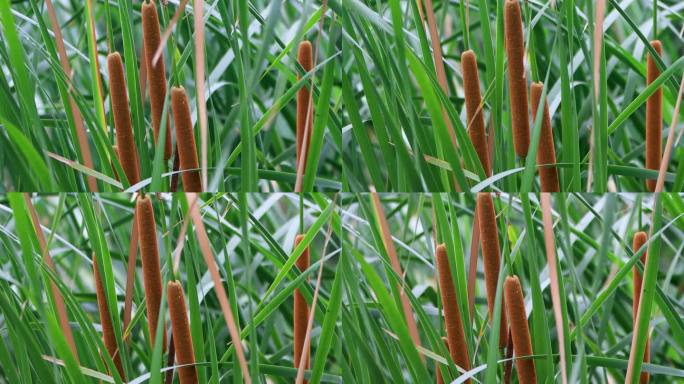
[632,232,651,384]
[297,41,314,172]
[106,0,203,192]
[294,234,311,383]
[645,41,663,192]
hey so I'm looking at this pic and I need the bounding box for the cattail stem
[107,52,141,185]
[476,193,508,348]
[461,50,491,176]
[435,244,470,379]
[294,234,310,383]
[504,276,536,384]
[296,41,314,172]
[530,82,560,192]
[167,281,198,384]
[142,0,172,161]
[137,195,166,351]
[93,254,125,379]
[504,0,530,158]
[645,40,663,192]
[171,87,202,192]
[632,232,651,384]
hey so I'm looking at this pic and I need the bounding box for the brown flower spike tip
[107,52,141,185]
[476,193,508,348]
[136,195,166,351]
[171,87,202,192]
[461,50,491,176]
[530,82,560,192]
[167,281,198,384]
[632,232,650,384]
[645,40,663,192]
[93,254,125,379]
[142,0,172,161]
[504,0,530,158]
[296,41,314,171]
[435,244,471,380]
[504,276,537,384]
[294,234,310,383]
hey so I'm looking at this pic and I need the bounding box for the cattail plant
[435,243,470,379]
[632,231,650,384]
[136,195,166,351]
[296,41,314,171]
[93,254,125,379]
[171,87,202,192]
[142,0,172,161]
[294,234,310,382]
[461,50,491,177]
[504,0,530,158]
[167,281,198,384]
[504,275,537,384]
[530,82,560,192]
[107,52,141,185]
[645,40,663,192]
[476,193,508,348]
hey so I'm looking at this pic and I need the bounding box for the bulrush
[93,254,125,379]
[137,196,166,351]
[504,276,536,384]
[504,0,530,158]
[171,87,202,192]
[167,281,198,384]
[476,193,508,348]
[461,50,491,176]
[107,52,141,185]
[530,82,560,192]
[142,0,172,161]
[645,40,663,192]
[296,41,314,171]
[294,234,310,383]
[632,232,650,384]
[435,244,470,380]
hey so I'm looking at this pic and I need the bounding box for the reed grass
[504,275,536,384]
[93,254,125,379]
[296,41,314,173]
[167,281,198,384]
[171,87,202,192]
[504,0,530,159]
[530,82,560,192]
[107,52,141,185]
[632,231,650,384]
[645,40,663,192]
[461,50,491,177]
[293,234,310,382]
[476,193,508,349]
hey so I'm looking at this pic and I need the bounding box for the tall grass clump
[167,280,198,384]
[530,82,560,192]
[171,87,202,192]
[461,50,491,177]
[645,41,663,192]
[93,254,125,379]
[504,275,536,384]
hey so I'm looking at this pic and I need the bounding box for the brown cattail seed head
[171,87,202,192]
[136,196,166,351]
[632,231,650,384]
[167,281,198,384]
[107,52,141,185]
[93,254,125,379]
[504,276,537,384]
[504,0,530,158]
[296,41,314,171]
[476,193,508,348]
[435,244,471,378]
[645,40,663,192]
[294,234,310,382]
[461,50,491,177]
[142,0,172,161]
[530,82,560,192]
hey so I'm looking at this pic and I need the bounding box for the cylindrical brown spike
[167,281,198,384]
[461,50,491,177]
[530,82,560,192]
[136,196,166,351]
[632,232,650,384]
[142,0,172,161]
[107,52,141,185]
[296,41,314,171]
[504,0,530,158]
[93,254,125,379]
[645,40,663,192]
[476,193,508,349]
[504,276,537,384]
[294,234,310,383]
[171,87,202,192]
[435,244,471,380]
